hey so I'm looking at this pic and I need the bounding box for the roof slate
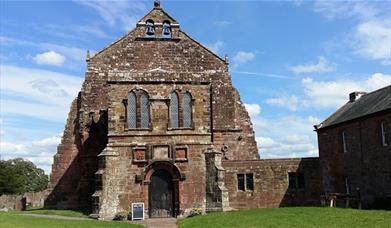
[317,85,391,129]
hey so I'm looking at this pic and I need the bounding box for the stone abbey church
[46,1,390,219]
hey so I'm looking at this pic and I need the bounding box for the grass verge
[177,207,391,228]
[0,212,141,228]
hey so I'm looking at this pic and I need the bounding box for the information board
[131,202,144,220]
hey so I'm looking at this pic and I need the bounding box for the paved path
[129,218,178,228]
[21,213,92,221]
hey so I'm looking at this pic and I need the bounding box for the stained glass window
[127,92,136,128]
[140,94,149,128]
[237,174,245,191]
[183,92,192,128]
[170,92,179,128]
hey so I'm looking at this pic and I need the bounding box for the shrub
[188,208,203,217]
[113,211,129,221]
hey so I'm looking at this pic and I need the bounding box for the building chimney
[349,91,366,102]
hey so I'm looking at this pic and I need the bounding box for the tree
[0,158,48,196]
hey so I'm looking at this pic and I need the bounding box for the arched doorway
[149,169,174,218]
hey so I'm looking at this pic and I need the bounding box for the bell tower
[136,1,180,39]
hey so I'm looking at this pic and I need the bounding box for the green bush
[187,208,203,217]
[113,211,129,221]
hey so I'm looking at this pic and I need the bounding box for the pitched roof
[316,85,391,130]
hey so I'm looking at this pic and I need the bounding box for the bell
[162,23,171,36]
[146,23,155,36]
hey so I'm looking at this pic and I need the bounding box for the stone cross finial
[154,0,160,8]
[224,54,229,64]
[86,49,90,61]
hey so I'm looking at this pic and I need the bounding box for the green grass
[0,212,142,228]
[177,207,391,228]
[24,208,90,218]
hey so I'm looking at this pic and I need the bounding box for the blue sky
[1,0,390,174]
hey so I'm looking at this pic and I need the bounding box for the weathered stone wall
[46,3,286,218]
[0,191,47,211]
[317,110,391,208]
[222,158,322,209]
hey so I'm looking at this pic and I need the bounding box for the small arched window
[145,19,155,37]
[140,94,150,128]
[162,20,171,38]
[170,92,179,128]
[127,92,137,128]
[183,92,192,128]
[126,90,150,129]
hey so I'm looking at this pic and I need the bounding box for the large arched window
[140,94,150,128]
[183,92,192,128]
[126,90,150,129]
[169,91,192,128]
[127,92,137,128]
[170,92,179,128]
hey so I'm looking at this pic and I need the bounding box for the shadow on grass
[25,207,92,217]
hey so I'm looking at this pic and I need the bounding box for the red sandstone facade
[316,87,391,209]
[46,2,321,219]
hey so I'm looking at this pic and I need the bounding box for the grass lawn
[177,207,391,228]
[0,212,142,228]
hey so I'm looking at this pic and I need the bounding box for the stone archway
[144,161,185,218]
[149,169,174,218]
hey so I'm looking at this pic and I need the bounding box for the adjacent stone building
[315,85,391,209]
[46,1,321,219]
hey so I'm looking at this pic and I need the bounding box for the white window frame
[342,131,348,153]
[381,121,388,146]
[345,177,350,195]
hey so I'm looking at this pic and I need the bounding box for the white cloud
[313,1,380,20]
[233,51,255,67]
[214,20,230,26]
[75,0,147,31]
[1,36,88,67]
[353,18,391,65]
[206,40,224,54]
[313,2,391,65]
[0,65,83,122]
[243,101,318,158]
[233,71,290,79]
[290,56,335,74]
[0,137,59,174]
[34,51,65,66]
[39,43,86,63]
[244,103,262,118]
[253,114,320,158]
[302,73,391,108]
[266,95,299,111]
[33,134,62,146]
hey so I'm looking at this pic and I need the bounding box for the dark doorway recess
[149,169,174,218]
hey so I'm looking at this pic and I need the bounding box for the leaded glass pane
[170,92,179,128]
[183,92,192,128]
[127,92,136,128]
[237,174,245,191]
[140,94,149,128]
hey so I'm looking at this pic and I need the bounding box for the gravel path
[129,218,178,228]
